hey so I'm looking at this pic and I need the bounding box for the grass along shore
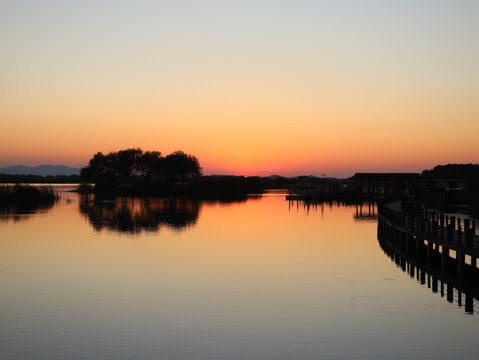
[0,185,59,213]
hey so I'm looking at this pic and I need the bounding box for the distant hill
[0,165,80,176]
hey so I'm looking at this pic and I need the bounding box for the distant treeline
[79,148,300,197]
[421,164,479,180]
[0,174,81,183]
[86,175,295,199]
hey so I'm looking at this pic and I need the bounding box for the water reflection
[353,201,377,221]
[79,196,201,233]
[378,219,479,315]
[0,200,57,223]
[3,193,479,359]
[288,199,378,221]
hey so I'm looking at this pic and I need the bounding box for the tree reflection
[79,195,200,234]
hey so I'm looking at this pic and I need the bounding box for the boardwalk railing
[378,201,478,250]
[378,200,479,315]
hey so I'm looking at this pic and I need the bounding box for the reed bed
[0,185,58,212]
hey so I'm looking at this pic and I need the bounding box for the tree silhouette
[136,151,162,178]
[118,148,142,178]
[81,148,202,189]
[163,151,202,182]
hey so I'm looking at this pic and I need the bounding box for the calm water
[1,189,478,360]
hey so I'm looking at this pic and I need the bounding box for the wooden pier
[378,201,479,314]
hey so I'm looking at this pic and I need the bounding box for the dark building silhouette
[353,173,420,195]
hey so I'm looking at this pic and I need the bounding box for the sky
[0,0,478,177]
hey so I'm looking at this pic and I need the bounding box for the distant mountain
[0,165,80,176]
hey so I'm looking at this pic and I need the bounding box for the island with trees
[80,149,201,189]
[79,148,291,199]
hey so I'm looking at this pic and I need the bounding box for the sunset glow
[1,1,478,176]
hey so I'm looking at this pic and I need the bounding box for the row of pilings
[378,202,479,315]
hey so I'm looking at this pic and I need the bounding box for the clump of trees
[421,164,479,180]
[80,148,202,189]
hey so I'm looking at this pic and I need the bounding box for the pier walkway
[378,201,479,314]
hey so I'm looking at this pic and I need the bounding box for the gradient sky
[0,0,478,177]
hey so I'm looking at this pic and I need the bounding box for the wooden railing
[378,201,478,248]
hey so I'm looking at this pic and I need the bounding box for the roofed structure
[352,173,420,181]
[352,173,420,195]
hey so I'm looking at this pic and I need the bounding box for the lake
[1,188,478,360]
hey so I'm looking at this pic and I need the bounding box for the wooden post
[441,246,448,274]
[415,237,419,260]
[445,215,449,236]
[406,233,409,255]
[465,293,474,314]
[427,241,432,268]
[464,219,470,244]
[447,284,453,303]
[449,216,456,242]
[458,251,465,282]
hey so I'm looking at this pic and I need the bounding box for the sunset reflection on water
[1,190,479,360]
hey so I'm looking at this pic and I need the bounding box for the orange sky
[0,1,478,177]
